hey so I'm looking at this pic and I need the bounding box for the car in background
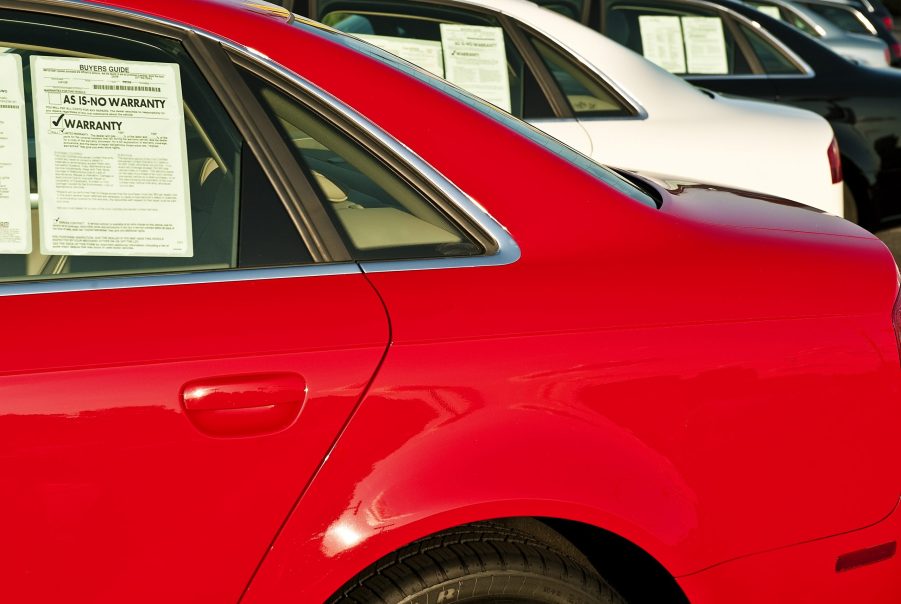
[745,0,891,67]
[797,0,901,61]
[6,2,901,604]
[545,0,901,229]
[296,0,843,215]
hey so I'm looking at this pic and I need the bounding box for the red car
[2,0,900,602]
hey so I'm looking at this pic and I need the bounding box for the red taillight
[883,15,894,30]
[892,41,901,59]
[828,137,843,184]
[886,46,892,65]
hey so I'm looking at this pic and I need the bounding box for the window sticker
[638,15,687,73]
[356,34,445,77]
[0,54,32,254]
[682,17,729,74]
[439,24,512,113]
[752,4,783,19]
[31,57,193,257]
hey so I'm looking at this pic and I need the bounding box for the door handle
[180,372,307,437]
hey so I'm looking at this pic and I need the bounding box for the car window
[528,34,633,116]
[240,69,483,261]
[317,1,555,119]
[796,1,876,33]
[0,11,313,283]
[738,21,806,73]
[749,2,823,36]
[297,21,658,209]
[605,1,754,75]
[535,0,588,20]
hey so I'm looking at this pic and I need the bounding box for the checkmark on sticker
[52,114,65,127]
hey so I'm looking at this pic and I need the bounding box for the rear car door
[0,6,389,602]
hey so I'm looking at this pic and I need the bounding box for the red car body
[3,0,901,602]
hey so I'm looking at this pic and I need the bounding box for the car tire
[844,183,860,224]
[327,521,626,604]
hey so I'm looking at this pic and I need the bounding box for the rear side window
[796,1,876,34]
[319,2,554,119]
[738,22,805,74]
[240,70,483,261]
[605,2,753,75]
[529,35,633,117]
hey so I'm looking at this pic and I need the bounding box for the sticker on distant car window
[356,34,445,77]
[31,57,193,257]
[0,54,32,254]
[751,4,783,20]
[638,15,687,73]
[682,17,729,74]
[439,24,512,112]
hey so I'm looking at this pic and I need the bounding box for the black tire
[327,520,626,604]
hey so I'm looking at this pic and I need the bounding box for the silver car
[746,0,891,66]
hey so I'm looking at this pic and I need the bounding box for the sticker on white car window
[638,15,687,73]
[0,54,32,254]
[357,34,445,77]
[439,24,512,112]
[751,4,783,20]
[682,17,729,74]
[31,57,193,257]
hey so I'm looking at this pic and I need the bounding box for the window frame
[599,0,815,79]
[0,0,518,296]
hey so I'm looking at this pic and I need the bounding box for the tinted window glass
[739,22,805,73]
[535,0,588,20]
[0,12,312,283]
[241,70,483,261]
[319,2,554,119]
[605,2,753,75]
[529,35,631,116]
[298,23,657,208]
[796,1,876,33]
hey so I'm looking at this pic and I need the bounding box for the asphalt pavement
[876,226,901,264]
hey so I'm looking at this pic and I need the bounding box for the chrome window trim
[0,0,520,297]
[0,264,360,298]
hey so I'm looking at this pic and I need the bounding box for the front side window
[0,11,313,283]
[605,2,753,75]
[318,1,554,119]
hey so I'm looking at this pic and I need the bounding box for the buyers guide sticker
[682,17,729,74]
[639,16,687,73]
[440,24,512,112]
[357,34,446,77]
[0,54,32,254]
[31,57,193,257]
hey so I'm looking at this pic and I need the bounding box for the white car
[745,0,890,67]
[312,0,844,215]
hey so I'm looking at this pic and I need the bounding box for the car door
[598,0,782,100]
[307,0,596,155]
[0,7,390,603]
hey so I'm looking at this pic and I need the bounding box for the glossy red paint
[5,1,901,602]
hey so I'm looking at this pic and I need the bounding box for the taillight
[886,46,892,65]
[892,41,901,59]
[883,15,894,30]
[828,137,843,184]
